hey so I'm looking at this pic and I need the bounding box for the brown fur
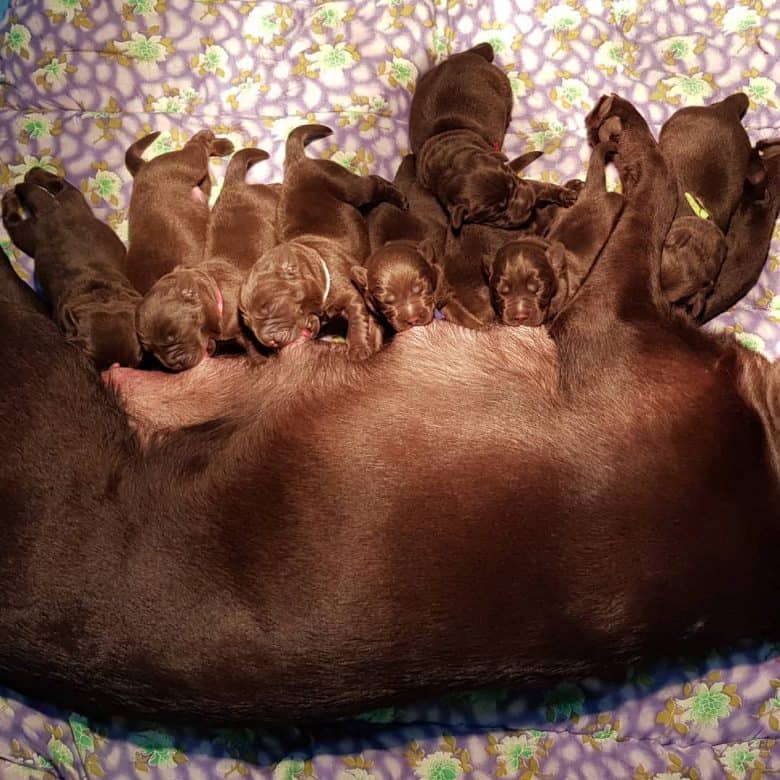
[2,169,142,369]
[657,94,756,316]
[355,155,449,332]
[411,44,579,229]
[0,93,778,729]
[125,129,234,294]
[701,138,780,322]
[137,149,278,371]
[240,125,405,360]
[483,141,623,326]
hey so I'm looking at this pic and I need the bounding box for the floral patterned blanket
[1,0,779,778]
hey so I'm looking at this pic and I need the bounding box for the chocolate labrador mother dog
[0,95,778,724]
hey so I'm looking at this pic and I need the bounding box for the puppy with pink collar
[137,148,278,371]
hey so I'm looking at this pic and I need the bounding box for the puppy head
[136,268,220,371]
[485,238,565,326]
[239,243,324,349]
[448,158,527,230]
[60,297,142,370]
[661,217,726,318]
[352,240,440,332]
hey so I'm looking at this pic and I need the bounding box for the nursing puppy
[410,43,578,229]
[483,141,622,327]
[137,149,278,371]
[125,129,234,294]
[240,125,406,360]
[658,93,761,317]
[701,138,780,322]
[2,168,142,368]
[353,155,449,332]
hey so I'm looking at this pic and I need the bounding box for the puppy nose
[406,315,421,326]
[511,312,529,325]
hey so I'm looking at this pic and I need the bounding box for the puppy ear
[508,150,543,174]
[417,238,437,265]
[546,241,571,317]
[688,288,710,320]
[664,227,690,250]
[429,256,452,306]
[351,265,368,292]
[449,204,467,232]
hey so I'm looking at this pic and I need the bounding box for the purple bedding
[1,1,779,777]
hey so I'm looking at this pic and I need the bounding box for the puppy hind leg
[318,160,408,210]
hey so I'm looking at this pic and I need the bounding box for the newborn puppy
[125,129,234,294]
[137,148,278,371]
[2,169,142,368]
[484,236,568,326]
[351,240,445,332]
[700,138,780,322]
[410,43,579,229]
[355,155,449,332]
[658,93,761,317]
[241,125,406,360]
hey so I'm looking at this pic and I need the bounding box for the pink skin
[191,187,207,205]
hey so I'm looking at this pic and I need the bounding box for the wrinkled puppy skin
[701,137,780,322]
[2,169,142,369]
[125,128,234,294]
[411,43,579,230]
[657,93,757,316]
[136,260,244,372]
[136,148,277,371]
[241,125,405,360]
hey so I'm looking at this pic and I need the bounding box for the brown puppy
[125,129,234,294]
[410,43,578,229]
[701,138,780,322]
[2,168,142,368]
[137,149,278,371]
[240,125,406,360]
[353,155,449,332]
[483,141,623,327]
[658,94,762,317]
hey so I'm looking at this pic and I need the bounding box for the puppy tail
[284,124,333,170]
[467,42,495,62]
[125,132,161,177]
[720,92,749,120]
[223,148,270,187]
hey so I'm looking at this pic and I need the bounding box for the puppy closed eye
[411,282,423,295]
[526,281,539,294]
[382,294,396,305]
[498,282,510,295]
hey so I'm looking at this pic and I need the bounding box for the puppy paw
[1,190,24,227]
[372,176,408,210]
[560,180,584,206]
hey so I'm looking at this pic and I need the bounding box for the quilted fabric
[1,1,779,778]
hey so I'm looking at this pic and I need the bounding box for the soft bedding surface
[1,1,779,777]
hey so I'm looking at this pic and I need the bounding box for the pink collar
[493,142,501,151]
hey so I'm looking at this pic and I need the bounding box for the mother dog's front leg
[549,95,678,385]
